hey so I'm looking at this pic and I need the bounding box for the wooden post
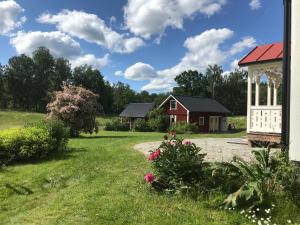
[267,77,272,106]
[255,75,260,106]
[247,71,252,133]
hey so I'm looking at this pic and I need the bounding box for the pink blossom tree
[47,85,102,137]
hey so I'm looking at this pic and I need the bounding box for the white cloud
[123,0,226,39]
[70,54,109,69]
[0,0,26,35]
[37,10,145,53]
[124,62,158,81]
[115,70,123,76]
[249,0,261,10]
[10,31,109,69]
[120,28,256,91]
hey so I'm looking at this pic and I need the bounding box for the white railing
[249,106,282,133]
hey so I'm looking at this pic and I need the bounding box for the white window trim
[199,117,205,126]
[170,100,177,110]
[170,115,177,124]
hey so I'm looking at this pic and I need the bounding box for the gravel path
[134,138,258,162]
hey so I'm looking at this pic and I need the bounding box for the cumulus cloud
[0,0,26,35]
[70,54,109,69]
[10,31,109,69]
[120,28,256,91]
[37,10,144,53]
[124,62,158,81]
[249,0,261,10]
[115,70,123,76]
[123,0,226,39]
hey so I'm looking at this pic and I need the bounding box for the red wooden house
[158,95,230,132]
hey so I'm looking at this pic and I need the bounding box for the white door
[209,116,219,132]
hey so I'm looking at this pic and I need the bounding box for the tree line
[0,47,252,115]
[0,47,167,114]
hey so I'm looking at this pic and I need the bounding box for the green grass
[0,111,299,225]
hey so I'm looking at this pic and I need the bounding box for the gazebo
[239,43,283,146]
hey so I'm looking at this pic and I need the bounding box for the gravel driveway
[134,138,258,162]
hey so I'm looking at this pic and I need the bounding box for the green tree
[6,54,36,110]
[0,64,10,108]
[51,58,72,91]
[112,82,136,113]
[32,47,55,111]
[173,70,209,96]
[72,65,113,113]
[206,65,223,98]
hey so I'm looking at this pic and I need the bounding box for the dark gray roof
[119,103,155,118]
[173,95,230,114]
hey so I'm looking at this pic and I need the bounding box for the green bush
[133,118,150,132]
[147,109,169,132]
[169,122,198,134]
[0,119,70,164]
[25,119,69,152]
[104,119,130,131]
[148,136,207,193]
[0,127,53,161]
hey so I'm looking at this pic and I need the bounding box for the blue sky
[0,0,283,92]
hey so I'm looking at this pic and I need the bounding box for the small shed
[119,103,155,128]
[158,95,230,132]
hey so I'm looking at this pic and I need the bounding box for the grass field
[0,111,299,225]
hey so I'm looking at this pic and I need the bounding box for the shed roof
[119,103,154,118]
[160,95,230,114]
[238,42,283,66]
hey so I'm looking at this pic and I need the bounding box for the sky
[0,0,284,92]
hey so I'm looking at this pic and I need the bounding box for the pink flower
[148,149,161,161]
[183,140,192,145]
[144,172,154,183]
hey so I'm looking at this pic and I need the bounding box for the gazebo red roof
[238,42,283,66]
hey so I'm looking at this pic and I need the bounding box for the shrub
[133,118,150,132]
[146,136,207,193]
[0,119,70,164]
[147,109,169,132]
[104,119,130,131]
[47,85,102,137]
[169,122,198,134]
[214,149,300,209]
[25,119,69,152]
[0,127,53,161]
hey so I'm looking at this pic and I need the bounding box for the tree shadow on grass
[4,147,87,167]
[76,135,132,139]
[4,183,34,195]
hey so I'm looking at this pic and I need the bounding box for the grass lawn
[0,111,299,225]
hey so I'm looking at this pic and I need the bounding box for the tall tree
[206,65,223,98]
[6,54,36,110]
[173,70,209,96]
[32,47,55,111]
[51,58,72,91]
[0,64,10,108]
[112,82,136,113]
[72,65,113,113]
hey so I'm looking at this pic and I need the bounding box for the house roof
[119,103,155,118]
[238,42,283,66]
[159,95,230,114]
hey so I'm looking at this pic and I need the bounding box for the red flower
[148,149,161,161]
[144,172,154,183]
[182,140,192,145]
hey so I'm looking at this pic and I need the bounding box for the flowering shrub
[145,135,207,193]
[47,85,101,137]
[133,118,151,132]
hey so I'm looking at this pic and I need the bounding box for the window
[170,115,177,124]
[170,100,177,110]
[199,117,205,126]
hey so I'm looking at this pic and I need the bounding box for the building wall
[162,97,188,122]
[190,112,227,132]
[289,0,300,161]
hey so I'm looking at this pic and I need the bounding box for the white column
[247,71,252,133]
[290,0,300,161]
[267,77,272,106]
[273,82,278,106]
[255,75,260,106]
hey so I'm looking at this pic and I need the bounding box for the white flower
[287,220,292,224]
